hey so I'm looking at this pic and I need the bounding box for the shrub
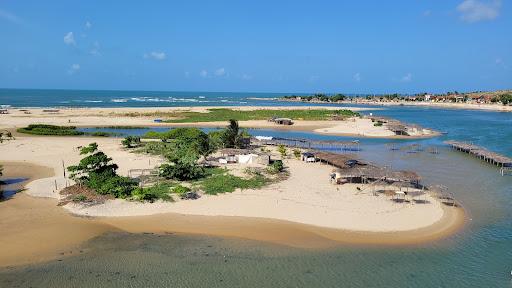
[122,136,141,148]
[267,160,284,174]
[172,185,191,197]
[277,144,287,158]
[131,183,173,202]
[293,149,301,159]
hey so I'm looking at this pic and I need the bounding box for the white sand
[1,136,445,232]
[314,117,395,137]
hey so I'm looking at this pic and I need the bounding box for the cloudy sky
[0,0,510,93]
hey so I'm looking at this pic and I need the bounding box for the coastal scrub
[163,108,359,123]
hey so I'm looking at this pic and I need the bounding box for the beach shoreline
[0,133,465,266]
[0,160,465,267]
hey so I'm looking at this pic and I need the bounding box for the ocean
[0,88,292,108]
[1,89,511,287]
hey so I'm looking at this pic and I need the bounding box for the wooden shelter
[446,140,512,168]
[273,118,293,125]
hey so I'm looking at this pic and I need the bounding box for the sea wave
[111,98,128,103]
[129,97,213,103]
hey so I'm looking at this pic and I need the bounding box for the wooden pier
[252,137,361,152]
[445,140,512,168]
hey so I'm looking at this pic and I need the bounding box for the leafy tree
[67,143,118,182]
[207,130,224,151]
[331,94,346,102]
[159,141,205,181]
[144,128,211,157]
[67,143,137,198]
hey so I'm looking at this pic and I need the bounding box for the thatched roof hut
[313,151,365,169]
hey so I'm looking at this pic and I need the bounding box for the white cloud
[68,64,80,75]
[90,41,100,56]
[144,51,166,60]
[400,73,413,82]
[0,9,22,24]
[495,58,508,69]
[457,0,501,23]
[199,70,208,78]
[64,32,76,45]
[241,74,253,80]
[85,21,92,29]
[214,67,226,77]
[353,72,361,82]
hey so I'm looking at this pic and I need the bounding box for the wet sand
[0,162,116,267]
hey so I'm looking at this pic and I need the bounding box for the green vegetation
[267,160,284,174]
[122,136,141,148]
[277,144,287,158]
[293,149,301,159]
[282,93,346,102]
[221,119,248,148]
[492,93,512,105]
[17,124,117,137]
[136,141,174,156]
[198,172,268,195]
[67,143,138,199]
[172,185,191,198]
[17,124,85,136]
[131,183,173,202]
[162,108,359,123]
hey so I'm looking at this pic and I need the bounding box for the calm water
[1,92,512,287]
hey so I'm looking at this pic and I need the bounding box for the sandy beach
[0,106,436,138]
[0,134,465,267]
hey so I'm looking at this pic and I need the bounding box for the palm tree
[222,119,240,148]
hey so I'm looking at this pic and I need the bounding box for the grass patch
[198,173,269,195]
[131,183,174,202]
[17,124,85,136]
[163,108,359,123]
[17,124,119,137]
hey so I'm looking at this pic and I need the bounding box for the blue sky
[0,0,510,94]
